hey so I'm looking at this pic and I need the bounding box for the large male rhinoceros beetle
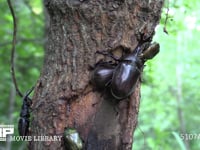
[111,42,160,99]
[110,45,143,99]
[91,38,160,100]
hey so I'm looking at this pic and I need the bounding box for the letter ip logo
[0,125,14,141]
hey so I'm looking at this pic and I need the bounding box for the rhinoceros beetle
[91,43,143,100]
[111,42,160,99]
[110,45,143,99]
[90,61,117,90]
[18,87,34,136]
[91,38,160,100]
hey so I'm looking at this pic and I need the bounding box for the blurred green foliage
[0,0,199,149]
[0,0,44,149]
[133,0,200,150]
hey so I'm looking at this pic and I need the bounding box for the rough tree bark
[30,0,163,149]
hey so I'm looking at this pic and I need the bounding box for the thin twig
[7,0,23,97]
[163,0,169,34]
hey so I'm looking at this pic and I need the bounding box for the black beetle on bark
[18,87,34,136]
[90,61,116,91]
[91,36,160,100]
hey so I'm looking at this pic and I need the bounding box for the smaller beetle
[18,87,34,136]
[140,42,160,60]
[90,61,116,90]
[63,127,83,150]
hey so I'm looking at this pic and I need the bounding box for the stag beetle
[91,39,160,100]
[18,87,34,136]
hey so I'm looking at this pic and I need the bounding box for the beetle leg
[99,79,112,98]
[105,79,112,87]
[96,60,117,66]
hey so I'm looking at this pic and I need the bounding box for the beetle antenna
[23,87,34,100]
[7,0,24,97]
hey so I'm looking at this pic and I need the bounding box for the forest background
[0,0,199,150]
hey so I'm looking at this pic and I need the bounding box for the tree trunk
[30,0,163,149]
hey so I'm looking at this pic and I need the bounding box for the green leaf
[172,132,186,150]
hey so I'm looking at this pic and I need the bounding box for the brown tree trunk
[30,0,163,149]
